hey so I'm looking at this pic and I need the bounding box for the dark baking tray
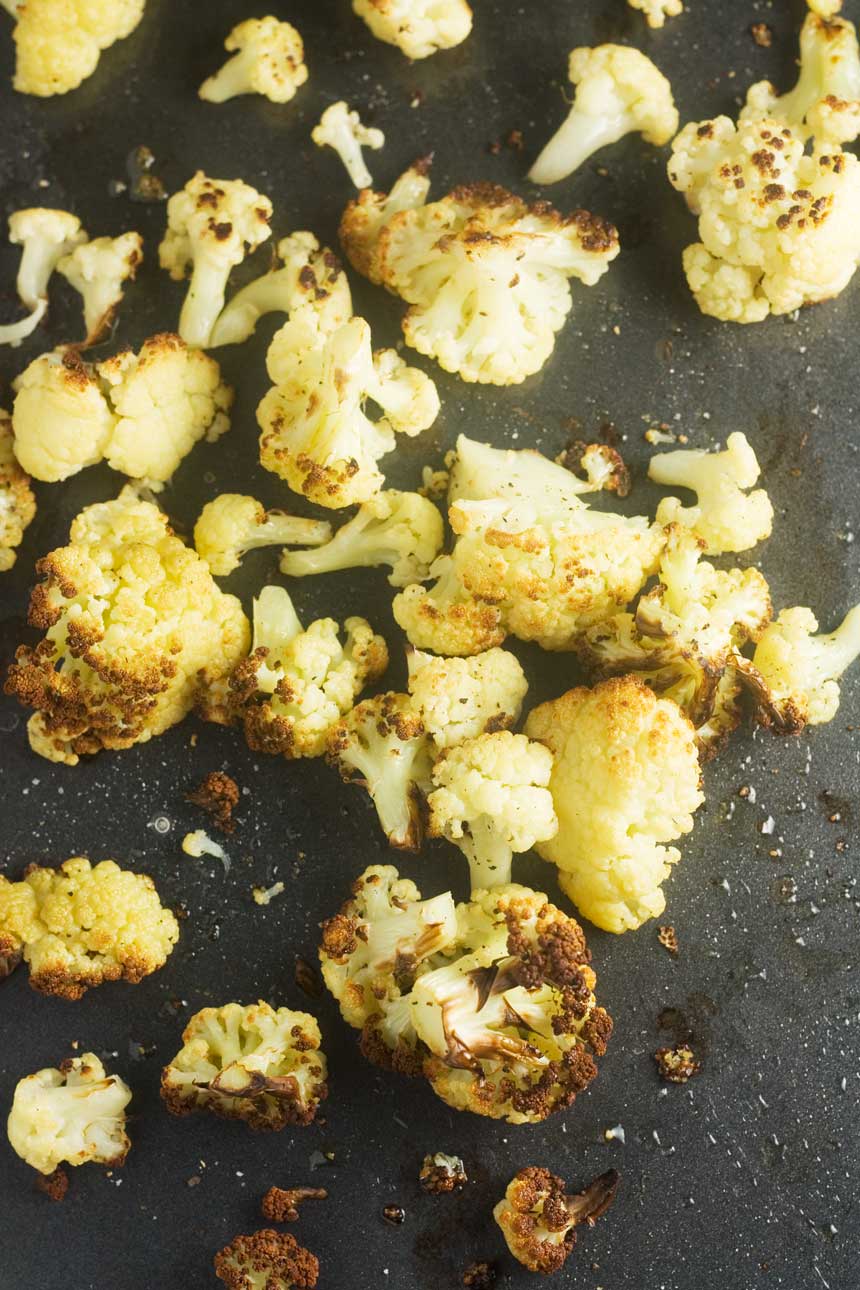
[1,1,858,1286]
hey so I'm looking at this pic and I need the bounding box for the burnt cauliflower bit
[187,770,241,834]
[261,1186,328,1223]
[419,1152,468,1193]
[654,1045,701,1083]
[214,1230,319,1289]
[494,1165,619,1273]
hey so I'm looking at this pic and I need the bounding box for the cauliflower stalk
[2,208,84,345]
[1,0,144,96]
[7,1054,131,1176]
[194,493,332,576]
[628,0,683,28]
[57,231,143,344]
[214,1230,319,1290]
[0,409,35,571]
[529,45,679,186]
[649,432,773,554]
[352,0,472,60]
[199,17,308,104]
[494,1166,619,1274]
[312,101,385,189]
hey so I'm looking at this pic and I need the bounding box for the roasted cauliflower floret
[352,0,472,59]
[392,557,506,657]
[11,349,115,482]
[0,856,179,999]
[158,171,273,348]
[194,494,332,576]
[0,410,35,571]
[628,0,683,27]
[406,646,528,747]
[649,432,773,555]
[494,1166,619,1274]
[4,488,249,764]
[7,1054,131,1175]
[338,160,432,283]
[214,1230,319,1290]
[529,45,678,185]
[199,17,308,104]
[342,170,619,384]
[312,101,385,189]
[56,231,143,344]
[525,677,704,933]
[8,207,86,309]
[2,0,144,96]
[280,490,444,588]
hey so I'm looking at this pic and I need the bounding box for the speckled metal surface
[1,2,859,1287]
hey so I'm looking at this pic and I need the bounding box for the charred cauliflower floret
[0,410,35,571]
[649,433,773,555]
[494,1166,619,1274]
[161,1001,327,1131]
[199,17,308,104]
[57,231,143,344]
[312,101,385,189]
[7,1054,131,1175]
[427,732,558,892]
[4,488,249,764]
[341,168,619,384]
[352,0,472,59]
[214,1229,319,1289]
[628,0,683,27]
[529,45,678,185]
[2,0,144,96]
[194,494,332,576]
[0,856,179,999]
[668,115,860,322]
[525,677,704,933]
[158,171,273,348]
[337,160,432,284]
[406,647,528,748]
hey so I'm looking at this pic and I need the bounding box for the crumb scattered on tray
[187,771,240,834]
[657,924,679,955]
[36,1167,69,1202]
[382,1204,406,1225]
[463,1261,497,1288]
[419,1153,468,1194]
[253,881,285,906]
[750,22,773,47]
[654,1045,701,1084]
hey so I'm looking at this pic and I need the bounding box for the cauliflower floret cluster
[529,45,678,185]
[4,488,249,764]
[649,432,773,554]
[320,869,613,1123]
[312,101,385,189]
[525,676,704,933]
[7,1054,131,1176]
[407,646,527,747]
[214,1230,319,1290]
[340,167,619,384]
[161,1001,328,1131]
[199,17,308,104]
[194,493,332,576]
[2,0,145,96]
[627,0,683,28]
[352,0,472,60]
[57,231,143,344]
[0,856,179,999]
[0,409,35,571]
[494,1166,619,1274]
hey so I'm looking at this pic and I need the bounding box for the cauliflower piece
[494,1166,619,1274]
[280,490,443,587]
[4,487,249,764]
[199,17,308,104]
[392,556,507,657]
[525,676,704,933]
[201,585,387,759]
[627,0,683,28]
[649,432,774,555]
[0,409,35,571]
[7,1054,131,1176]
[2,0,144,96]
[338,159,432,283]
[8,208,86,309]
[11,348,116,482]
[738,604,860,733]
[161,1001,327,1131]
[327,692,433,849]
[214,1230,319,1290]
[0,298,46,346]
[158,171,273,348]
[668,116,860,321]
[56,231,143,344]
[352,0,472,59]
[406,647,528,748]
[182,829,231,871]
[427,731,558,891]
[194,494,332,576]
[258,314,439,509]
[529,45,679,185]
[342,168,619,384]
[312,101,385,189]
[0,856,179,999]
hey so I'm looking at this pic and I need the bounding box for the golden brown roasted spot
[187,770,241,834]
[213,1230,319,1289]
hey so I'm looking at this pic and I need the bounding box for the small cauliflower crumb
[253,882,285,906]
[312,101,385,189]
[182,830,230,872]
[654,1044,701,1083]
[628,0,683,28]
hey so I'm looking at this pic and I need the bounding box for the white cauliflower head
[0,409,35,571]
[7,1054,131,1175]
[3,0,144,96]
[8,207,86,308]
[312,100,385,189]
[11,348,116,482]
[198,17,308,104]
[627,0,683,28]
[649,432,774,554]
[352,0,472,59]
[56,231,143,344]
[194,493,332,576]
[407,646,528,747]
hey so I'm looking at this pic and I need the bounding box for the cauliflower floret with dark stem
[4,488,249,764]
[0,856,179,999]
[352,0,472,59]
[56,232,143,345]
[161,1001,327,1131]
[7,1054,131,1175]
[312,101,385,189]
[1,0,144,96]
[526,677,704,933]
[529,45,678,185]
[214,1230,319,1289]
[199,17,308,104]
[628,0,683,27]
[494,1166,619,1274]
[194,494,332,576]
[0,409,35,571]
[649,433,773,554]
[407,647,528,747]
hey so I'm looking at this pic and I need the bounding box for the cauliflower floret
[427,732,558,891]
[627,0,683,28]
[7,1054,131,1176]
[0,298,45,346]
[158,171,273,348]
[352,0,472,59]
[342,169,619,384]
[56,231,143,344]
[214,1230,319,1290]
[161,1001,327,1131]
[194,494,332,576]
[2,0,144,96]
[8,208,86,308]
[11,348,116,482]
[201,585,387,759]
[0,856,179,999]
[529,45,678,185]
[339,159,432,283]
[649,432,774,554]
[668,116,860,321]
[280,490,444,587]
[4,487,249,764]
[312,101,385,189]
[406,646,528,747]
[525,676,704,933]
[198,17,308,104]
[258,314,439,509]
[494,1166,619,1274]
[0,409,35,571]
[392,556,506,656]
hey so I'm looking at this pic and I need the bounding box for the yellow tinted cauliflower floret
[4,488,249,764]
[198,17,307,104]
[649,432,773,555]
[525,676,704,933]
[7,1054,131,1176]
[406,646,528,747]
[56,231,143,344]
[312,101,385,189]
[352,0,472,59]
[338,161,432,284]
[3,0,144,96]
[0,856,179,999]
[529,45,678,185]
[494,1165,619,1274]
[0,409,35,571]
[12,349,116,482]
[628,0,683,27]
[214,1230,319,1290]
[161,1001,327,1131]
[194,494,332,576]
